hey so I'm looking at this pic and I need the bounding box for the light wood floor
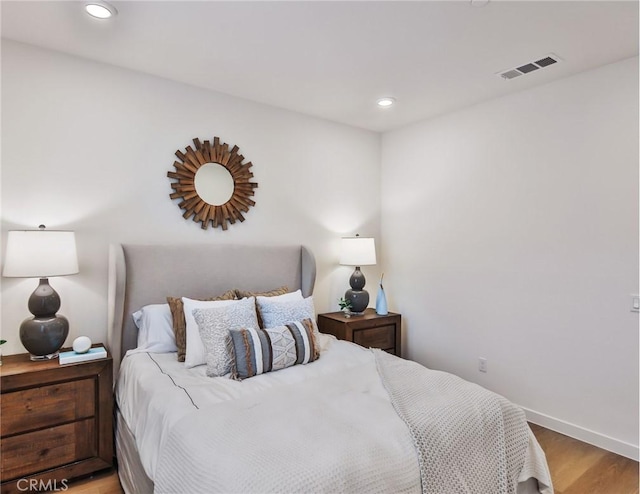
[64,424,638,494]
[529,423,638,494]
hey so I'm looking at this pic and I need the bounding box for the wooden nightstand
[317,308,402,357]
[0,347,113,494]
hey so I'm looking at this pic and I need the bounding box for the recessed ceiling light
[470,0,490,7]
[85,2,117,19]
[377,97,396,108]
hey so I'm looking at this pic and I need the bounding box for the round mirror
[194,163,235,206]
[168,136,258,230]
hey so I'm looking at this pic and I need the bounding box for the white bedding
[117,334,367,479]
[116,335,552,493]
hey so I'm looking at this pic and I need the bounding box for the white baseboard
[521,406,639,461]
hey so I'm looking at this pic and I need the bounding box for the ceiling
[1,1,638,132]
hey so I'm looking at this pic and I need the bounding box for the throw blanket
[374,349,530,494]
[154,351,539,494]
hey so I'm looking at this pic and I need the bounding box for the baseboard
[521,406,639,461]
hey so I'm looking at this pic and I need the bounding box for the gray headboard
[107,244,316,378]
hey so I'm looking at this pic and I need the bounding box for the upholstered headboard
[107,244,316,378]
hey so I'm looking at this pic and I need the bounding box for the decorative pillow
[234,286,292,328]
[229,319,319,380]
[257,295,317,329]
[167,289,236,362]
[234,285,290,300]
[192,297,260,377]
[132,303,177,353]
[183,297,249,368]
[255,289,303,304]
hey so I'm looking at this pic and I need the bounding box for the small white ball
[73,336,92,354]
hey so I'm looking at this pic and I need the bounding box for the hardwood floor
[529,423,639,494]
[64,424,638,494]
[62,470,123,494]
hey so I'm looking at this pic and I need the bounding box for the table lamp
[2,225,79,360]
[340,234,376,314]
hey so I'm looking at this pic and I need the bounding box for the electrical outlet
[478,357,487,373]
[631,295,639,313]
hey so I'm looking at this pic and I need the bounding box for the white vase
[376,284,388,315]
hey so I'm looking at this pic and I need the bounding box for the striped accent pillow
[229,319,319,380]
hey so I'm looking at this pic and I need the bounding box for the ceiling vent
[496,53,562,80]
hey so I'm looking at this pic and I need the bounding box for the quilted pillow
[193,297,260,377]
[167,289,236,362]
[257,295,317,329]
[229,319,320,380]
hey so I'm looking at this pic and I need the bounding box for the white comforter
[116,335,552,493]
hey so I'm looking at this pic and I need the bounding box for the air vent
[516,63,539,74]
[534,56,558,68]
[497,53,562,80]
[501,70,522,80]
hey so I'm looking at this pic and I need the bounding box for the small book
[59,346,107,365]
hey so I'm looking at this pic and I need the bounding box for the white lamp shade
[340,236,377,266]
[3,230,79,278]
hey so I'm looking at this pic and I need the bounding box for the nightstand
[0,347,113,494]
[317,308,402,357]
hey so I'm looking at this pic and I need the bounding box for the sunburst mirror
[168,137,258,230]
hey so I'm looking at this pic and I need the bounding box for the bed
[108,243,553,494]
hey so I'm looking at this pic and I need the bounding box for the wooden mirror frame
[168,137,258,230]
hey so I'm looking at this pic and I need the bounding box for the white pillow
[257,296,317,330]
[255,289,303,304]
[193,297,261,377]
[132,304,177,353]
[183,296,250,368]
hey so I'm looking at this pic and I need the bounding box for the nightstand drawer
[0,419,96,480]
[1,418,96,481]
[1,378,95,437]
[353,325,395,350]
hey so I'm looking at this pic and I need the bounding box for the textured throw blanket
[374,349,531,494]
[154,350,538,494]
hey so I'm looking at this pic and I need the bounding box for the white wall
[1,40,382,356]
[381,57,639,459]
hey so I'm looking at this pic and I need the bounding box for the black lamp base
[345,289,369,314]
[19,278,69,359]
[345,266,370,313]
[20,315,69,360]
